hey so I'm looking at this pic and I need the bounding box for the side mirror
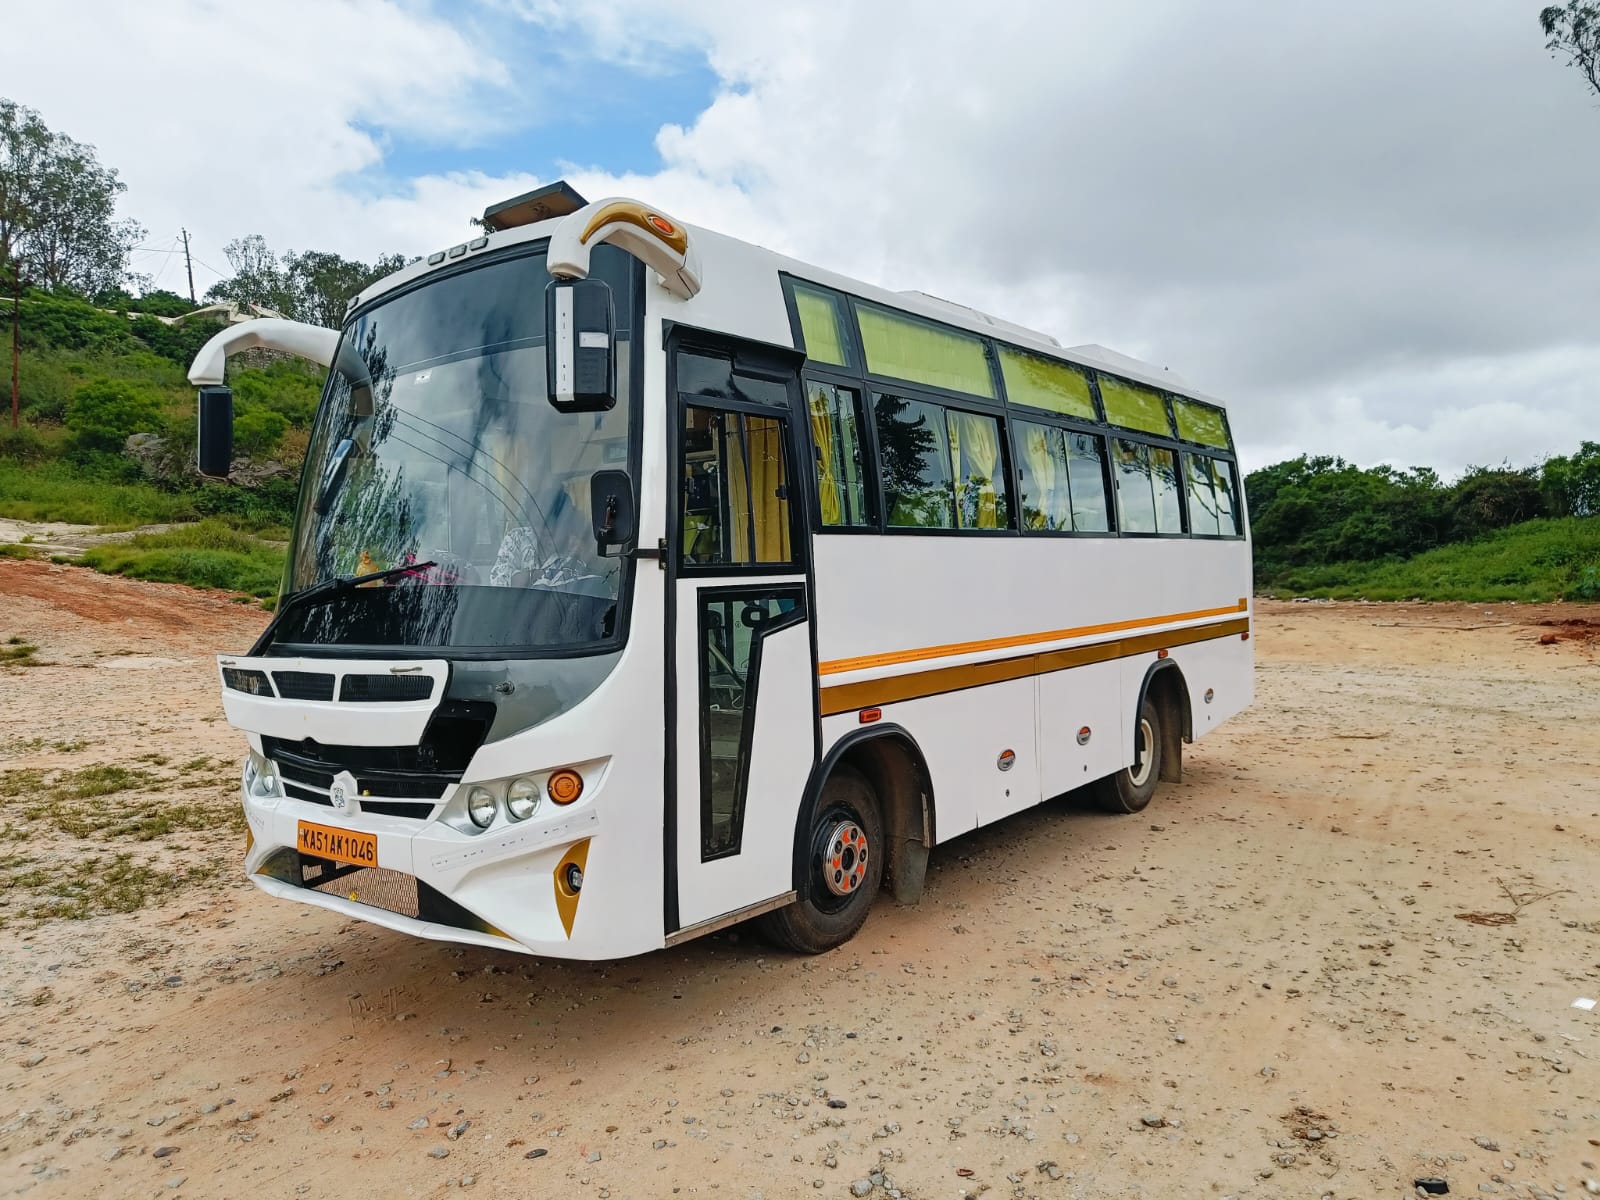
[589,469,636,556]
[546,276,616,412]
[197,385,234,478]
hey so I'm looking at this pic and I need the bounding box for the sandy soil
[2,561,1599,1200]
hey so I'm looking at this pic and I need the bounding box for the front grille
[360,799,437,818]
[339,674,435,702]
[223,667,274,696]
[272,671,335,701]
[278,760,334,789]
[303,860,420,919]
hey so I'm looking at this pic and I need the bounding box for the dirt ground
[2,559,1599,1200]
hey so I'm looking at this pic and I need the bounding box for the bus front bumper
[239,786,621,958]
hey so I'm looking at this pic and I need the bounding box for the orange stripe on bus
[817,599,1248,677]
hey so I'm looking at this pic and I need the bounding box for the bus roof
[356,196,1221,408]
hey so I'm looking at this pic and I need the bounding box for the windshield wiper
[248,561,436,656]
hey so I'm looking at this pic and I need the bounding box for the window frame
[778,274,1244,542]
[670,336,810,578]
[870,385,1019,537]
[1109,432,1190,539]
[1182,450,1244,540]
[1007,413,1118,538]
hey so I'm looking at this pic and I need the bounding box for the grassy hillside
[1260,516,1600,602]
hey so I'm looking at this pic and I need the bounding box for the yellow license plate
[297,821,378,869]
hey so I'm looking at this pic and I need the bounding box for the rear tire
[1092,696,1162,814]
[760,765,884,954]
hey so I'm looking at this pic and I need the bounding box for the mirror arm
[187,317,341,386]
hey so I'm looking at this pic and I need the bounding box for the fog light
[563,863,583,892]
[245,750,280,799]
[467,786,498,828]
[506,777,539,821]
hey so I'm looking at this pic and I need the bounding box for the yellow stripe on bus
[817,618,1249,717]
[817,599,1248,677]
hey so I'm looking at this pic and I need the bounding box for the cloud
[4,0,1596,474]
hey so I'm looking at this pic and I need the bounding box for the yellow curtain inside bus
[948,409,1001,529]
[1022,423,1069,530]
[726,414,791,562]
[809,385,842,525]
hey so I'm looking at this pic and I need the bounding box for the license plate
[297,821,378,869]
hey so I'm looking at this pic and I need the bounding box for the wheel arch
[791,724,936,904]
[1135,659,1191,784]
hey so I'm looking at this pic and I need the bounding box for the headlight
[244,750,280,799]
[467,786,498,829]
[506,777,539,821]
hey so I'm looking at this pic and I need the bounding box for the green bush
[80,520,285,597]
[65,378,166,456]
[234,407,288,458]
[0,461,200,525]
[231,359,322,427]
[0,422,50,463]
[1263,517,1600,602]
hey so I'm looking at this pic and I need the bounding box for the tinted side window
[1017,422,1071,531]
[1113,439,1156,533]
[1185,453,1222,536]
[681,406,794,565]
[875,394,955,528]
[947,409,1011,530]
[807,381,872,527]
[1114,439,1183,535]
[1066,432,1110,532]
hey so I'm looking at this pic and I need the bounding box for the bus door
[667,338,817,935]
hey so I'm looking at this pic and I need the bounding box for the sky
[3,0,1596,476]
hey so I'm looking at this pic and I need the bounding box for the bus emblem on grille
[329,771,358,813]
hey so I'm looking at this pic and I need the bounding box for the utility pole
[10,263,19,431]
[181,228,196,305]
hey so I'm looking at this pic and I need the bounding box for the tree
[1541,3,1600,100]
[284,249,407,327]
[205,234,294,315]
[1541,441,1600,516]
[1,98,144,426]
[207,237,406,326]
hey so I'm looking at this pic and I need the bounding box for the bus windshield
[272,245,635,654]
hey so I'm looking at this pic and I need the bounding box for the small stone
[1475,1137,1501,1152]
[850,1180,873,1197]
[653,1139,667,1150]
[720,1088,733,1097]
[408,1117,428,1131]
[796,1051,810,1064]
[23,1054,44,1068]
[1141,1115,1165,1129]
[524,1149,547,1159]
[147,1115,167,1127]
[199,1104,219,1115]
[318,1083,333,1095]
[460,1176,475,1187]
[167,1177,186,1190]
[1307,1129,1323,1141]
[152,1146,179,1159]
[447,1120,470,1141]
[586,1151,601,1163]
[827,1099,848,1109]
[428,1148,450,1159]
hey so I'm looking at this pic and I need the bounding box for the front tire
[760,765,884,954]
[1092,696,1162,814]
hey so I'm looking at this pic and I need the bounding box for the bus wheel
[1092,697,1163,814]
[761,765,884,954]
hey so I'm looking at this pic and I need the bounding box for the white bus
[192,182,1253,959]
